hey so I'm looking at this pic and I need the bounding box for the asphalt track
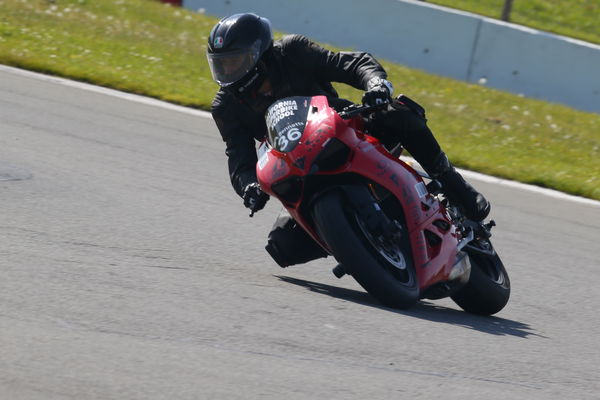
[1,66,599,399]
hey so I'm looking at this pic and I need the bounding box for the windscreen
[265,97,311,152]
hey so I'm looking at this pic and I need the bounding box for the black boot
[426,153,491,221]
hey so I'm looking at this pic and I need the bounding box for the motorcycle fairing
[257,96,460,290]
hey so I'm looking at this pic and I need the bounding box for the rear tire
[450,241,510,315]
[312,189,419,308]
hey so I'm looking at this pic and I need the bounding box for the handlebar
[338,100,390,120]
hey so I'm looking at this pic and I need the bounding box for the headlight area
[271,176,303,204]
[271,139,351,205]
[309,138,351,173]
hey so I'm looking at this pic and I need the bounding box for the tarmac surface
[1,66,599,399]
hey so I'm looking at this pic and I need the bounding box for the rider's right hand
[362,77,394,106]
[243,182,270,214]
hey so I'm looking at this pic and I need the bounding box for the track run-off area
[1,66,599,399]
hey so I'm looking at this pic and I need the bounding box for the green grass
[1,0,599,200]
[0,0,219,108]
[428,0,600,45]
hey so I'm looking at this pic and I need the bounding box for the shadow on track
[275,275,543,339]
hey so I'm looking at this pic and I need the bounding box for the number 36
[278,127,302,149]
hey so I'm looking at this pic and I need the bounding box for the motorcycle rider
[207,13,491,267]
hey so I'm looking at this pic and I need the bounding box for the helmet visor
[207,45,260,86]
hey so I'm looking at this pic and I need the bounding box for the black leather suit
[211,34,443,267]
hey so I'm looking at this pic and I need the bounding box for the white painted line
[0,64,213,119]
[459,169,600,207]
[2,64,599,207]
[401,156,600,207]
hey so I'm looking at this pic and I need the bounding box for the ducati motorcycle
[256,95,510,315]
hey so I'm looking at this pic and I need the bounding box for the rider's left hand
[243,182,269,216]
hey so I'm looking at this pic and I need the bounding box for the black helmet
[206,13,273,93]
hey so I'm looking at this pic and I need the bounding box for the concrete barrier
[471,19,600,112]
[187,0,600,113]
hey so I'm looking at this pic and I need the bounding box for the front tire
[450,241,510,315]
[311,189,419,308]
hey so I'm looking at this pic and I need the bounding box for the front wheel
[311,189,419,308]
[451,240,511,315]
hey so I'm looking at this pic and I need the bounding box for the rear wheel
[450,240,510,315]
[311,189,419,308]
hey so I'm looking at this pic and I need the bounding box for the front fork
[326,184,404,279]
[335,184,402,239]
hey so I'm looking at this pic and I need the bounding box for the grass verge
[428,0,600,45]
[1,0,599,200]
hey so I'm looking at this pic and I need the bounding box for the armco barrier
[187,0,600,113]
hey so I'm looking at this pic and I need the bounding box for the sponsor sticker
[256,141,269,159]
[258,151,269,170]
[415,182,428,198]
[257,141,270,170]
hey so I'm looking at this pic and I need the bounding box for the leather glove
[362,77,394,106]
[243,182,269,215]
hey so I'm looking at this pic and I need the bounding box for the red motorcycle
[256,95,510,315]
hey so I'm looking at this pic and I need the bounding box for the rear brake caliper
[458,219,497,257]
